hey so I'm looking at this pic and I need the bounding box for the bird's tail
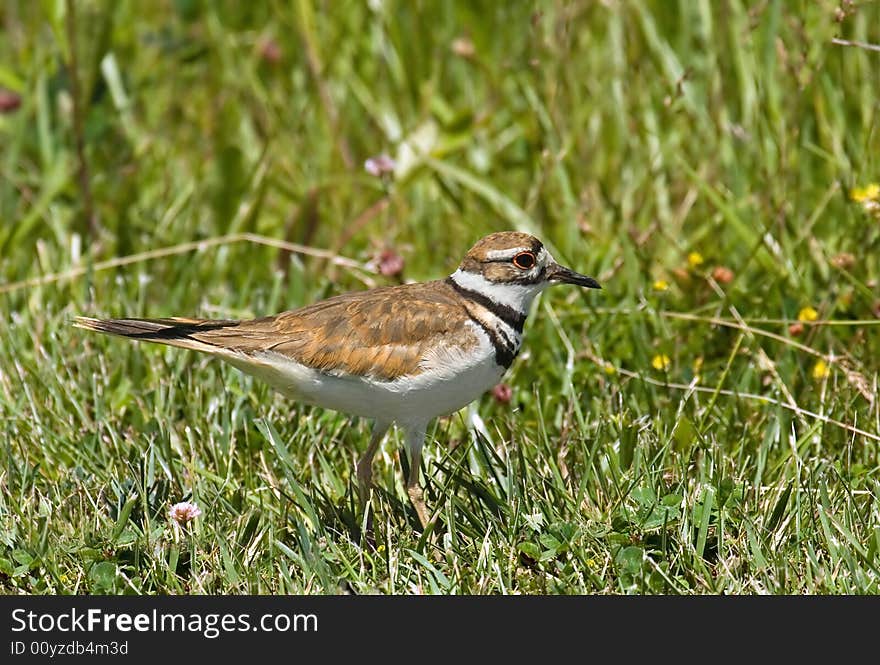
[73,316,240,355]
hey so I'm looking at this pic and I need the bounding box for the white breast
[221,321,506,427]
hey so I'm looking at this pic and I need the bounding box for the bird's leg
[357,421,389,503]
[404,426,430,530]
[357,420,389,541]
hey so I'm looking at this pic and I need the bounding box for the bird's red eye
[512,252,536,270]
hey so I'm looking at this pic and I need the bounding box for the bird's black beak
[547,263,602,289]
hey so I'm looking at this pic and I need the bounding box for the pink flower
[258,38,282,65]
[377,248,404,277]
[0,89,21,114]
[711,266,734,284]
[364,153,397,177]
[491,383,513,404]
[169,501,202,526]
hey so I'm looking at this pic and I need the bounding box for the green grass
[2,0,880,594]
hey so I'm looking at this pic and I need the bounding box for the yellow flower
[812,359,830,380]
[652,354,671,371]
[603,363,616,375]
[851,183,880,203]
[653,279,669,292]
[797,306,819,322]
[687,252,704,268]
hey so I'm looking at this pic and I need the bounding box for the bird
[74,231,601,529]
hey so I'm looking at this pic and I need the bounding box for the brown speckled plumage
[76,280,480,381]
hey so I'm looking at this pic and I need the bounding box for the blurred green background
[1,1,879,594]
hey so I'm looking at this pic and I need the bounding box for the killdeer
[75,232,600,529]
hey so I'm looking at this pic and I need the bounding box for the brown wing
[187,280,478,380]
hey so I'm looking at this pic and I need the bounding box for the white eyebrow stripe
[485,247,531,260]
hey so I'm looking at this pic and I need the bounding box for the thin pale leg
[404,426,430,529]
[356,420,390,547]
[357,420,390,505]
